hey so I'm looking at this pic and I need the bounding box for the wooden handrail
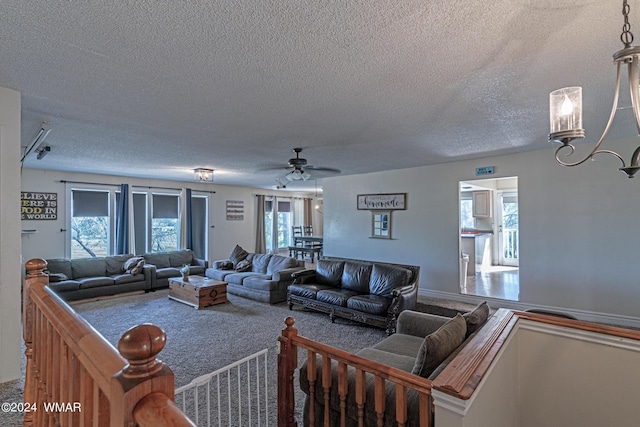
[22,258,195,426]
[278,316,433,427]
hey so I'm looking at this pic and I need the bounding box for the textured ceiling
[1,0,633,191]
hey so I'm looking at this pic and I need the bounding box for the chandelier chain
[621,0,634,47]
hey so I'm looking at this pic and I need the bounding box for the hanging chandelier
[549,0,640,178]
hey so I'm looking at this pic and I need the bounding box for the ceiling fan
[280,148,341,182]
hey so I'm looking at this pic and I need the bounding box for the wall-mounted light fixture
[36,145,51,160]
[194,168,214,182]
[21,121,52,164]
[549,0,640,178]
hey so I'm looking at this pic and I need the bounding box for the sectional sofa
[44,249,207,301]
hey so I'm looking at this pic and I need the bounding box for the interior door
[498,191,519,267]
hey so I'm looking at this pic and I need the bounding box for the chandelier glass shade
[549,0,640,178]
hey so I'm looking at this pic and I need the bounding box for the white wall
[20,169,315,263]
[322,144,640,320]
[0,86,21,382]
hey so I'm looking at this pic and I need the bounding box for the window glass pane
[71,190,110,258]
[152,194,179,252]
[460,199,475,229]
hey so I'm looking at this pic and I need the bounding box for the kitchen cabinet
[472,190,492,218]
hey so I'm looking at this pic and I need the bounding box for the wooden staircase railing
[23,258,196,427]
[277,317,434,427]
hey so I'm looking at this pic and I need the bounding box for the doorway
[459,177,519,301]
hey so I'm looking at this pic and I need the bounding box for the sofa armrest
[143,264,156,289]
[396,310,452,338]
[192,257,208,268]
[272,267,305,282]
[291,269,317,283]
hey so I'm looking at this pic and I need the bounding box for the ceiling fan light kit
[549,0,640,178]
[274,147,341,185]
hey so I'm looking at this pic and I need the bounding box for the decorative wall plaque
[357,193,406,210]
[21,192,58,220]
[226,200,244,220]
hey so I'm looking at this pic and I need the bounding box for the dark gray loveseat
[44,254,153,302]
[288,257,420,334]
[299,301,491,427]
[142,249,208,289]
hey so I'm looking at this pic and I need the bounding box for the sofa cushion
[71,258,108,279]
[371,333,424,359]
[251,253,272,273]
[288,283,334,299]
[356,348,417,372]
[411,313,467,378]
[317,289,359,307]
[78,277,114,289]
[170,250,194,267]
[229,245,249,266]
[46,259,73,278]
[315,260,345,287]
[155,267,181,279]
[243,277,280,292]
[112,273,144,285]
[48,280,80,293]
[206,268,233,281]
[369,264,410,297]
[235,259,252,272]
[105,254,133,275]
[143,253,171,269]
[463,301,490,337]
[267,255,298,275]
[225,272,270,286]
[346,294,391,316]
[340,262,372,293]
[124,256,145,275]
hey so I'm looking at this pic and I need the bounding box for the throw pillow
[124,257,145,275]
[47,272,68,283]
[235,259,252,272]
[462,301,490,337]
[219,261,234,270]
[229,245,249,266]
[411,313,467,378]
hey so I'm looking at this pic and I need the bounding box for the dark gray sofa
[44,254,153,302]
[288,257,420,334]
[299,301,491,427]
[142,249,208,289]
[205,252,305,303]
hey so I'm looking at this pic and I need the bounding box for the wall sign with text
[21,192,58,220]
[357,193,406,210]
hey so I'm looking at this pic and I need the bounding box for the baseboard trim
[418,289,640,330]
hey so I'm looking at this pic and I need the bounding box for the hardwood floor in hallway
[462,266,519,301]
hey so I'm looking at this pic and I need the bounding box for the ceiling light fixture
[285,169,311,181]
[194,168,214,182]
[549,0,640,178]
[21,121,52,164]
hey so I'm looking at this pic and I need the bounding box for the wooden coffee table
[168,275,228,309]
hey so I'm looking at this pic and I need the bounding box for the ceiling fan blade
[305,165,341,173]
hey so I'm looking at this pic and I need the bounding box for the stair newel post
[278,316,299,427]
[110,323,181,426]
[22,258,48,427]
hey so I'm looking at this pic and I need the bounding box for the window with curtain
[71,189,111,258]
[265,198,292,251]
[133,193,148,253]
[151,194,180,252]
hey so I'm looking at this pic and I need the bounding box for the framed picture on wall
[371,210,392,239]
[226,200,244,220]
